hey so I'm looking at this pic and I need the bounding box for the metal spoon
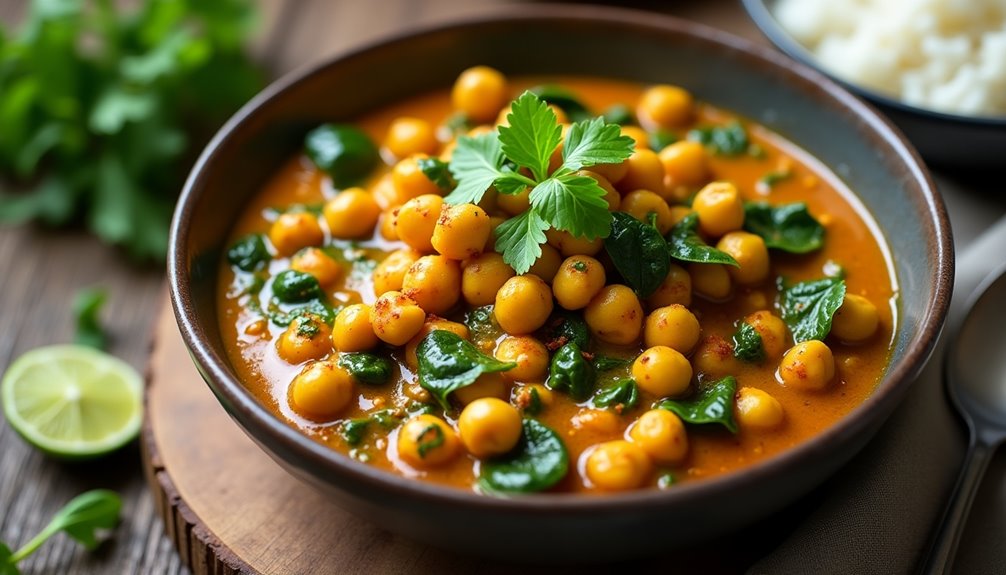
[923,266,1006,574]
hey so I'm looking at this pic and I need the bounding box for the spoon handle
[921,439,994,574]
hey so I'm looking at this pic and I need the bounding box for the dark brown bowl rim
[168,4,953,515]
[741,0,1006,126]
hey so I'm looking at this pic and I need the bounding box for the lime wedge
[1,345,143,459]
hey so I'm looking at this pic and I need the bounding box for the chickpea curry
[218,67,897,494]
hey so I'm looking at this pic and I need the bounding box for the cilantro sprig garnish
[446,92,634,273]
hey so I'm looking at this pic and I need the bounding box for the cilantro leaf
[445,132,507,205]
[497,91,562,181]
[494,209,549,274]
[416,157,455,192]
[528,174,611,241]
[561,116,634,171]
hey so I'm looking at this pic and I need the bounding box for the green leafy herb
[744,202,825,254]
[448,91,633,273]
[72,287,108,350]
[593,379,639,410]
[732,322,765,363]
[524,387,543,416]
[602,104,634,125]
[657,473,676,489]
[546,342,595,402]
[295,316,322,338]
[658,376,738,433]
[227,234,271,272]
[416,156,456,191]
[478,418,569,494]
[463,305,501,345]
[416,424,446,458]
[687,121,751,156]
[271,270,324,303]
[529,84,592,122]
[341,418,371,446]
[304,124,379,187]
[667,213,739,266]
[648,130,677,151]
[3,490,120,571]
[417,330,516,410]
[604,211,671,298]
[0,1,262,260]
[338,353,393,386]
[543,312,590,350]
[757,170,792,191]
[267,300,335,327]
[593,355,632,372]
[779,277,846,343]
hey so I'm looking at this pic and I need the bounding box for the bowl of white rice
[743,0,1006,168]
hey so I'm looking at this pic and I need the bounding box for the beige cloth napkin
[750,217,1006,574]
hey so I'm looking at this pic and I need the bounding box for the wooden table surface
[1,1,1005,574]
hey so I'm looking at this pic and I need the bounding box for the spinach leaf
[687,121,750,156]
[604,211,670,298]
[478,418,569,494]
[338,353,393,386]
[267,299,335,327]
[72,287,108,350]
[648,130,677,152]
[227,234,270,272]
[417,330,517,410]
[779,277,846,343]
[593,355,632,372]
[732,322,765,363]
[602,104,634,125]
[341,409,401,446]
[657,376,738,433]
[593,379,639,410]
[756,170,791,190]
[416,156,456,191]
[744,202,825,254]
[542,311,590,350]
[528,84,592,122]
[464,305,502,348]
[272,270,324,303]
[305,124,379,187]
[666,213,739,266]
[546,342,595,401]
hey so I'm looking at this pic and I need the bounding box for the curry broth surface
[217,77,896,492]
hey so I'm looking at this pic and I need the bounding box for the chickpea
[620,125,650,150]
[647,264,692,309]
[394,194,444,253]
[692,335,740,379]
[402,255,461,315]
[621,189,673,235]
[643,304,701,354]
[276,314,333,364]
[688,263,732,301]
[378,207,399,241]
[590,157,629,185]
[461,252,515,307]
[735,387,785,429]
[637,84,693,130]
[584,440,652,491]
[370,291,426,346]
[716,231,770,286]
[323,188,381,239]
[628,409,688,464]
[528,244,562,284]
[831,294,880,342]
[289,360,354,419]
[552,256,606,310]
[546,229,604,257]
[616,149,665,195]
[484,215,507,252]
[269,212,323,256]
[392,154,442,201]
[385,117,438,159]
[404,318,469,370]
[668,205,693,227]
[451,66,508,123]
[576,170,620,211]
[494,275,554,335]
[431,203,491,260]
[659,140,708,189]
[372,248,421,296]
[632,346,692,397]
[692,182,745,238]
[453,372,509,405]
[495,336,549,382]
[332,304,378,352]
[571,408,621,435]
[371,174,401,210]
[458,398,523,458]
[290,247,342,288]
[496,187,531,216]
[779,340,835,391]
[743,310,789,360]
[584,285,643,345]
[397,414,460,468]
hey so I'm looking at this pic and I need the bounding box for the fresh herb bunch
[446,91,635,273]
[0,0,263,260]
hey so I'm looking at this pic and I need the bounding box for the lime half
[1,345,143,459]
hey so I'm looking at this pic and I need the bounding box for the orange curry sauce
[217,77,897,493]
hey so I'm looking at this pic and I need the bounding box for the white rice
[774,0,1006,117]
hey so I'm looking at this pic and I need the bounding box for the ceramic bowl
[742,0,1006,170]
[168,5,953,562]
